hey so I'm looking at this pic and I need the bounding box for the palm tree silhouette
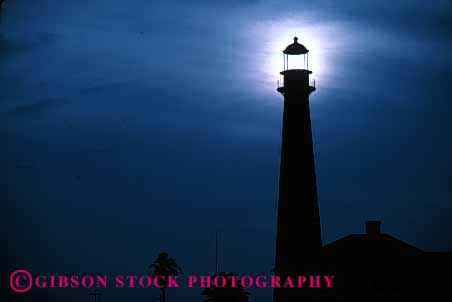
[201,272,251,302]
[149,252,182,302]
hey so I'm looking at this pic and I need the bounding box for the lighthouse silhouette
[274,37,321,302]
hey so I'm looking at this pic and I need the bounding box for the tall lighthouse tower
[274,37,322,302]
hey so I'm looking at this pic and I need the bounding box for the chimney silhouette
[366,220,382,238]
[273,37,321,302]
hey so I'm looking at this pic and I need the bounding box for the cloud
[0,31,62,62]
[4,97,65,117]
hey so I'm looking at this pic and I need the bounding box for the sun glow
[249,19,346,92]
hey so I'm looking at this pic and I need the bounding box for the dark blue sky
[2,1,452,301]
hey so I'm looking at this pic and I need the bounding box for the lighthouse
[274,37,322,302]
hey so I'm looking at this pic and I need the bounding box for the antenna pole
[215,231,219,274]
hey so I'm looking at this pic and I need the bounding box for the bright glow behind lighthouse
[249,18,347,92]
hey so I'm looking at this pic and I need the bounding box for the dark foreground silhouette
[201,272,250,302]
[274,220,452,302]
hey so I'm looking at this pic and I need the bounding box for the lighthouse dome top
[283,37,309,55]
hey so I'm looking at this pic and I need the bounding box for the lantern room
[282,37,310,71]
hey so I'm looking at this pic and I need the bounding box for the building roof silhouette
[316,220,452,302]
[323,221,423,258]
